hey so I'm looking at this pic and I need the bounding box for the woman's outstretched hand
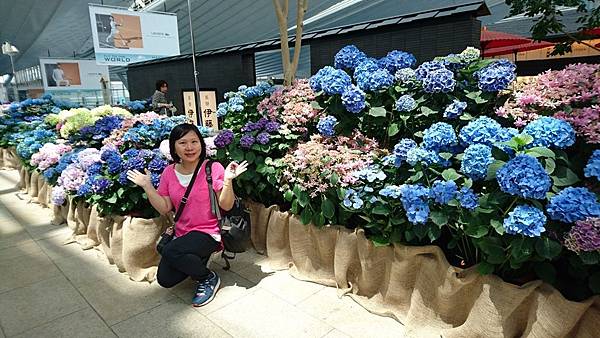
[224,161,249,181]
[127,169,152,189]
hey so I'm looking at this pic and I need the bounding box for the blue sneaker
[192,271,220,307]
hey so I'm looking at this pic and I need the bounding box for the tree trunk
[273,0,308,86]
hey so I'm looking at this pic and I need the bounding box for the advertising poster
[39,58,109,91]
[89,4,180,66]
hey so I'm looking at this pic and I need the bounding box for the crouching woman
[127,123,247,307]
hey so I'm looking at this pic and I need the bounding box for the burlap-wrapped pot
[23,169,31,193]
[35,175,48,206]
[110,216,126,272]
[45,182,53,208]
[122,215,169,282]
[246,201,278,254]
[51,201,67,226]
[265,209,292,270]
[77,205,101,250]
[66,197,87,235]
[18,166,27,189]
[0,148,5,169]
[28,171,40,198]
[97,212,115,264]
[4,147,19,169]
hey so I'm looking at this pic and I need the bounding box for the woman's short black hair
[169,123,206,163]
[155,80,168,91]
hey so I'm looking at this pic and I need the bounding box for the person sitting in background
[152,80,176,116]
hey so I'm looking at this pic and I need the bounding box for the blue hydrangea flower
[399,184,430,224]
[547,187,600,223]
[321,68,352,95]
[123,149,139,159]
[264,121,280,133]
[353,165,386,182]
[457,187,479,210]
[476,59,516,92]
[377,50,416,73]
[334,45,367,70]
[430,180,457,205]
[217,102,228,117]
[393,139,418,167]
[102,150,123,174]
[459,116,505,147]
[317,115,337,137]
[342,85,366,114]
[584,150,600,180]
[522,117,576,149]
[124,157,145,172]
[503,205,547,237]
[118,172,130,185]
[422,122,457,151]
[444,100,467,119]
[496,155,551,199]
[76,183,92,197]
[461,144,493,180]
[379,185,402,199]
[151,173,161,188]
[148,157,168,172]
[406,147,445,167]
[91,177,112,194]
[415,61,446,81]
[343,188,365,209]
[423,68,456,93]
[395,95,417,112]
[395,68,417,83]
[363,69,394,91]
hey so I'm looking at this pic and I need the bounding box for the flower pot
[77,204,101,250]
[0,148,5,169]
[110,215,126,272]
[246,200,278,254]
[28,171,39,198]
[97,212,114,264]
[66,197,87,235]
[122,215,169,282]
[265,210,292,270]
[23,169,31,193]
[35,174,47,206]
[18,166,26,189]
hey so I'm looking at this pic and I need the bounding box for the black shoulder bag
[206,161,252,270]
[156,161,203,254]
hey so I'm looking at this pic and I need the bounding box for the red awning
[483,40,555,57]
[582,27,600,36]
[480,28,532,50]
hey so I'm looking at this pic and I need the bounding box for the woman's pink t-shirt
[157,161,225,238]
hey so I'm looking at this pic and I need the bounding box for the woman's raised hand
[224,161,249,181]
[127,169,152,189]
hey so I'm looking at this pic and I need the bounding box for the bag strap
[174,161,202,223]
[205,160,222,221]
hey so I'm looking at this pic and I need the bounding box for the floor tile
[12,308,116,338]
[0,240,42,264]
[77,273,176,325]
[37,234,94,261]
[53,250,125,287]
[112,298,231,338]
[0,276,88,336]
[297,288,405,338]
[0,227,30,250]
[0,247,62,293]
[253,270,325,305]
[171,269,259,315]
[208,288,332,338]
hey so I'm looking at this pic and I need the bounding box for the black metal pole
[187,0,203,125]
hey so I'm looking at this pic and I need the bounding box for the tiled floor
[0,169,406,338]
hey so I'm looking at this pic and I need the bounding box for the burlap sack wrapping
[247,201,278,254]
[45,182,53,208]
[122,216,168,282]
[65,197,86,235]
[110,216,126,272]
[0,148,5,168]
[36,175,48,206]
[97,213,115,264]
[18,166,26,189]
[265,210,292,270]
[51,202,67,225]
[77,205,101,250]
[288,217,337,287]
[257,206,600,338]
[4,148,19,169]
[28,171,39,198]
[23,169,31,193]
